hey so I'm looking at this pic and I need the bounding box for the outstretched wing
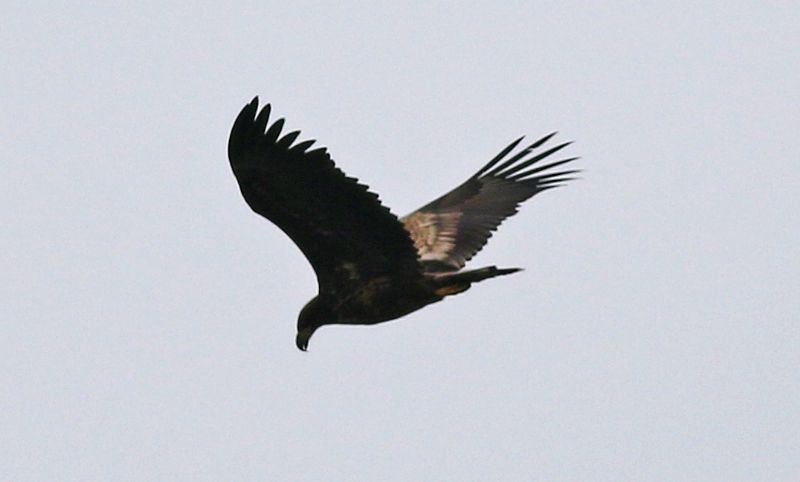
[401,133,578,272]
[228,98,421,294]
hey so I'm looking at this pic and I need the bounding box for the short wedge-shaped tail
[444,266,521,283]
[433,266,521,296]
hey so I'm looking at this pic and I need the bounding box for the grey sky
[2,2,798,481]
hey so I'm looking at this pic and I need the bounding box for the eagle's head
[296,297,333,351]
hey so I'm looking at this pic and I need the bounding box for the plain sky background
[2,2,798,481]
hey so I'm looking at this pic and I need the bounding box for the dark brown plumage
[228,98,578,351]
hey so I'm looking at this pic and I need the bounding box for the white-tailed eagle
[228,98,578,350]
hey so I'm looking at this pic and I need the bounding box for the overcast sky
[2,2,799,481]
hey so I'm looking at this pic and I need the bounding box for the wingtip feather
[277,130,301,148]
[264,118,285,143]
[290,139,316,153]
[530,131,558,149]
[473,136,526,178]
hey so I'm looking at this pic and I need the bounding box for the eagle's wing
[401,134,578,272]
[228,98,421,294]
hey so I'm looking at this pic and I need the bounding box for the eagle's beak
[295,327,316,352]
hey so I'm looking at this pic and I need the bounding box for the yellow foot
[435,283,469,297]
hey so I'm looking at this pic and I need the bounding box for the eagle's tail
[432,266,521,297]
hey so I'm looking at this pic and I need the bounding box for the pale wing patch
[400,134,577,272]
[402,211,462,264]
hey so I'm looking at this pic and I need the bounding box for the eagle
[228,98,578,351]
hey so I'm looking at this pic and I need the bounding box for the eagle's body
[228,98,578,350]
[300,276,441,326]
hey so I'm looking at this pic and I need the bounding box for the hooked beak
[295,327,316,352]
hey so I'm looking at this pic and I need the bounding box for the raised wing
[228,98,421,293]
[402,133,578,272]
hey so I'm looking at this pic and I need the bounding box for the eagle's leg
[434,283,471,297]
[431,265,521,297]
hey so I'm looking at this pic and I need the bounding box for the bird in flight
[228,98,579,351]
